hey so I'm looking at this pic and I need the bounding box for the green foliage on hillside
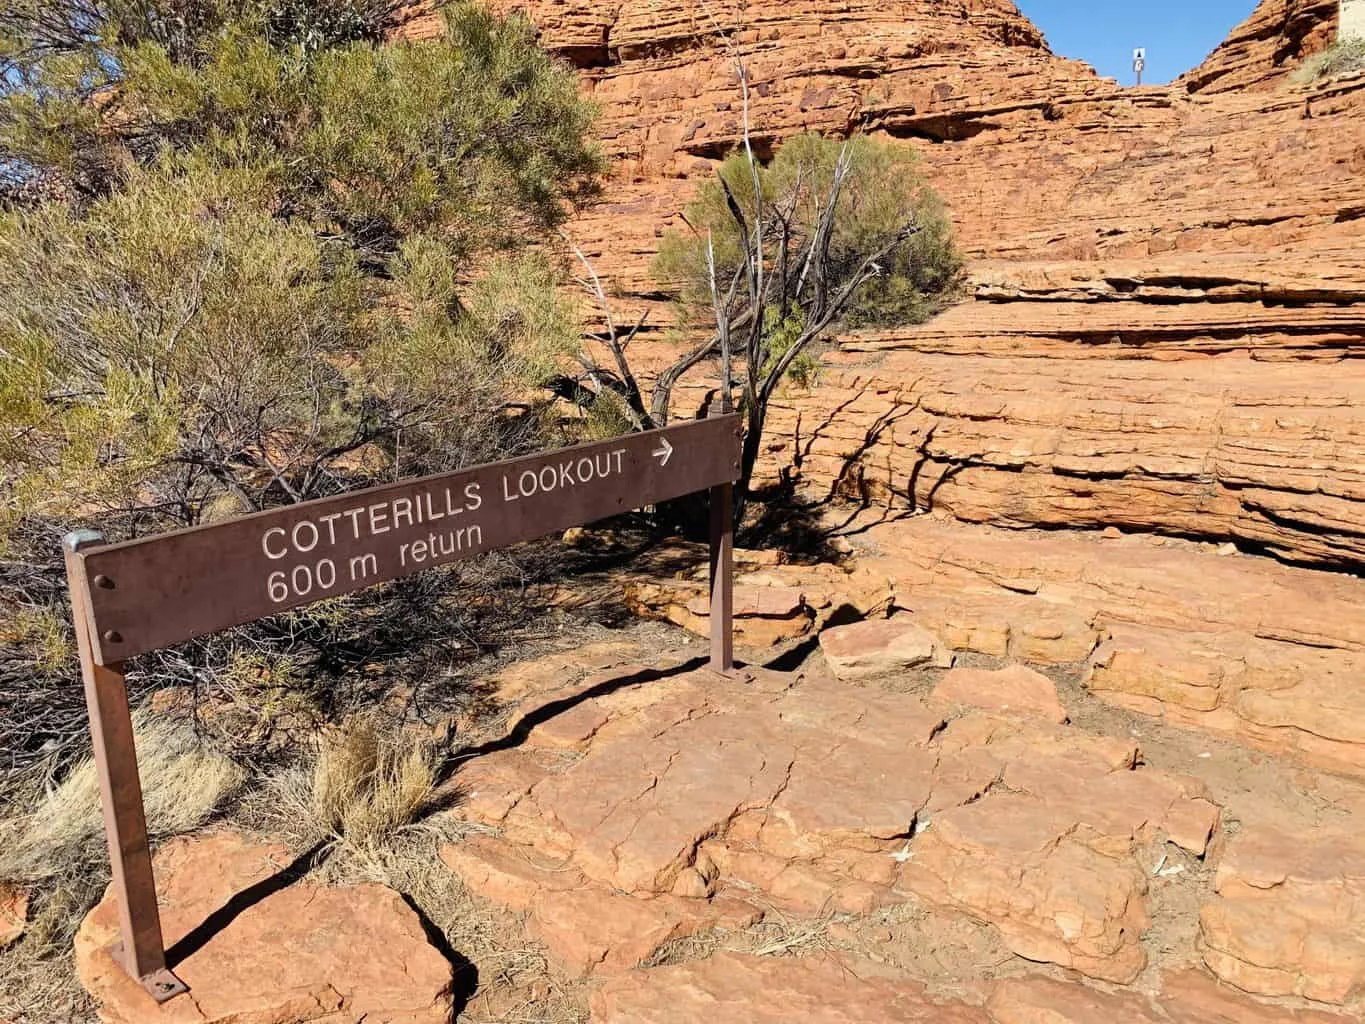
[0,1,602,544]
[655,133,962,337]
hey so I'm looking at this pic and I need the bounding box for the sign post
[63,416,741,1001]
[63,532,187,1003]
[1133,47,1147,86]
[708,405,735,674]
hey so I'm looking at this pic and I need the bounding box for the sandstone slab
[902,795,1151,983]
[626,580,820,646]
[1199,824,1365,1004]
[819,616,951,681]
[76,833,452,1024]
[528,887,760,977]
[986,971,1358,1024]
[443,654,1213,984]
[987,976,1165,1024]
[589,952,990,1024]
[1159,969,1359,1024]
[933,664,1067,723]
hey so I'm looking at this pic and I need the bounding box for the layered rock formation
[408,0,1365,571]
[1179,0,1340,93]
[426,634,1365,1019]
[76,834,453,1024]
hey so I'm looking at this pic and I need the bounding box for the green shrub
[0,2,601,542]
[655,133,962,334]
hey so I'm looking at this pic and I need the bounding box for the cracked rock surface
[75,833,452,1024]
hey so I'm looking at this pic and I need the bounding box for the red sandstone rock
[845,514,1365,776]
[440,647,1222,984]
[986,976,1165,1024]
[626,580,819,646]
[901,795,1152,983]
[986,971,1359,1024]
[404,1,1365,573]
[528,887,760,977]
[1159,969,1359,1023]
[933,664,1067,723]
[440,836,583,912]
[818,616,951,680]
[1198,824,1365,1004]
[0,885,25,949]
[75,832,451,1024]
[588,952,991,1023]
[1180,0,1339,94]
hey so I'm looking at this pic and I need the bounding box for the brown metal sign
[73,415,741,663]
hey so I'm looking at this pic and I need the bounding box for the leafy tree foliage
[0,1,601,544]
[0,2,602,772]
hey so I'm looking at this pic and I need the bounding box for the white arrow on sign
[653,438,674,467]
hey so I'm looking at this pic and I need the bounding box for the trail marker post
[62,415,742,1001]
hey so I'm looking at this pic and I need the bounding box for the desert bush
[570,130,961,528]
[654,133,961,333]
[1,2,599,543]
[1293,38,1365,83]
[0,1,604,776]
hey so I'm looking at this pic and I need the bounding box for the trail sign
[77,415,741,663]
[63,413,741,1002]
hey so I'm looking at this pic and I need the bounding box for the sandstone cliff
[405,1,1365,571]
[1180,0,1339,93]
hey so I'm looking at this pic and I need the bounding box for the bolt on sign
[63,413,741,1003]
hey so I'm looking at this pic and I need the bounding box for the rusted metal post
[708,409,735,674]
[63,531,187,1004]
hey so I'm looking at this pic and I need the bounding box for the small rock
[819,616,950,681]
[0,885,27,948]
[670,867,713,899]
[562,526,589,546]
[1217,542,1238,556]
[1102,527,1123,540]
[933,664,1067,723]
[76,833,452,1024]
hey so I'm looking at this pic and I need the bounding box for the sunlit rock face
[400,1,1365,572]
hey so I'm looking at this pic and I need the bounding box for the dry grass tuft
[0,711,245,898]
[249,712,439,857]
[313,716,436,848]
[0,711,244,1023]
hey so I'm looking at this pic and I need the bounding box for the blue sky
[1015,1,1257,84]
